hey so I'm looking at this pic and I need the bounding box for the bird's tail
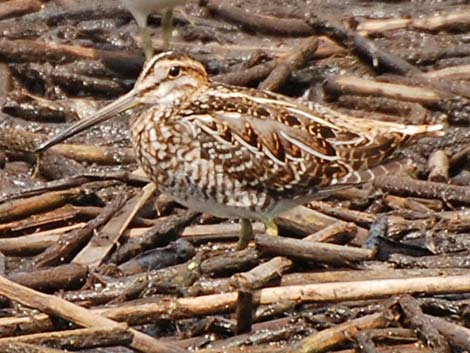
[315,159,415,196]
[390,122,446,138]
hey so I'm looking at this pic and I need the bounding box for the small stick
[235,290,254,334]
[428,150,449,182]
[398,295,451,353]
[0,324,133,350]
[374,175,470,204]
[206,0,312,36]
[0,224,84,255]
[0,38,143,74]
[259,37,318,91]
[303,222,357,243]
[200,248,260,276]
[213,60,276,86]
[324,76,442,104]
[0,0,42,20]
[282,313,389,353]
[0,188,82,224]
[309,201,375,226]
[424,314,470,351]
[281,268,470,287]
[307,13,420,75]
[357,9,470,34]
[255,234,373,265]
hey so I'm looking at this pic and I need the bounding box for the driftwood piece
[424,314,470,351]
[374,175,470,204]
[428,150,449,182]
[8,263,87,292]
[255,234,373,265]
[34,194,128,268]
[200,248,260,276]
[282,313,390,353]
[0,324,133,350]
[281,268,470,286]
[357,8,470,34]
[259,36,318,91]
[0,0,42,20]
[398,295,451,353]
[72,183,155,268]
[324,76,442,104]
[0,224,85,255]
[307,12,420,75]
[0,188,82,223]
[0,38,143,74]
[0,275,186,353]
[0,342,68,353]
[235,289,254,334]
[112,209,199,264]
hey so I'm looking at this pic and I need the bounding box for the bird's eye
[168,66,181,78]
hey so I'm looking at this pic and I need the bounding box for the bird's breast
[129,116,278,218]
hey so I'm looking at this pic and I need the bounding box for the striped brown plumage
[36,52,445,246]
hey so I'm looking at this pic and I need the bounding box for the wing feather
[174,84,441,199]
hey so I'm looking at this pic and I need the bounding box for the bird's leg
[139,26,153,60]
[161,7,173,48]
[237,218,254,250]
[264,219,278,236]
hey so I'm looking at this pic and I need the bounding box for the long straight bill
[34,90,138,152]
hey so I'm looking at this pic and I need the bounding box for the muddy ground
[1,0,470,352]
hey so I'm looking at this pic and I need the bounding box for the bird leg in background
[161,8,174,49]
[139,26,154,59]
[238,218,254,250]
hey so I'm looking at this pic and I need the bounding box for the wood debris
[0,1,470,352]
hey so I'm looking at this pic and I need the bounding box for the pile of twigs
[1,1,470,352]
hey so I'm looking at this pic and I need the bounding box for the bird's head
[35,51,208,152]
[134,51,208,105]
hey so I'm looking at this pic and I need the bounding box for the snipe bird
[120,0,186,58]
[36,52,444,248]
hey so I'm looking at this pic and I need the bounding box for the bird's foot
[264,219,278,236]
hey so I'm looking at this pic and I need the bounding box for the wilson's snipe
[36,52,444,248]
